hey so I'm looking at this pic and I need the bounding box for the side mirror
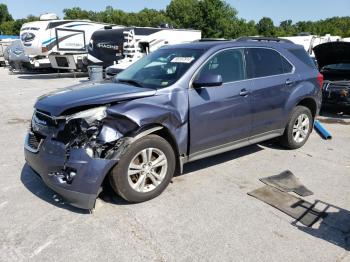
[192,73,223,88]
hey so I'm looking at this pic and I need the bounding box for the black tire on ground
[109,134,176,203]
[279,106,313,149]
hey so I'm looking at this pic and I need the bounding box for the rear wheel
[109,134,175,203]
[280,106,313,149]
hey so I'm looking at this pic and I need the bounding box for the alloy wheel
[292,113,310,143]
[127,148,168,193]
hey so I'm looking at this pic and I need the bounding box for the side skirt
[179,129,284,173]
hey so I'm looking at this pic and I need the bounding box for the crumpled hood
[35,80,156,116]
[313,41,350,69]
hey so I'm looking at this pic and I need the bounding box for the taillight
[41,47,48,53]
[317,73,324,89]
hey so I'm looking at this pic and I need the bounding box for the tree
[63,7,93,20]
[196,0,239,38]
[0,14,39,35]
[166,0,200,28]
[278,19,296,36]
[0,4,13,24]
[3,0,350,39]
[257,17,275,37]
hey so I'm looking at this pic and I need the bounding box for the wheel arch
[101,124,182,194]
[296,97,317,119]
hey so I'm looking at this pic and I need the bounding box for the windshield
[115,48,205,88]
[323,63,350,71]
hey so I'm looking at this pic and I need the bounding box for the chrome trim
[24,133,43,154]
[35,110,66,121]
[130,126,163,143]
[189,46,296,89]
[183,129,284,164]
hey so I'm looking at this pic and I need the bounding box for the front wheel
[109,134,176,203]
[279,106,313,149]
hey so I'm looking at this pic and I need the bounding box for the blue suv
[24,37,323,209]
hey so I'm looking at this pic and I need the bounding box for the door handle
[285,79,294,86]
[239,89,249,96]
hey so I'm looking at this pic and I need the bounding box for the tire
[109,134,176,203]
[279,106,313,149]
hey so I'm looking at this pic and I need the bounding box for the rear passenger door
[245,48,297,137]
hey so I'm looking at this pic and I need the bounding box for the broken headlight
[63,106,122,158]
[57,106,108,148]
[66,106,107,124]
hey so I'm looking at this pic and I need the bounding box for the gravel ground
[0,67,349,262]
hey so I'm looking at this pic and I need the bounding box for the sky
[1,0,350,24]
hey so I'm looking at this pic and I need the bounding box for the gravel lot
[0,67,349,262]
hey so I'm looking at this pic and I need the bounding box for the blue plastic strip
[314,120,332,140]
[0,35,19,40]
[42,37,56,45]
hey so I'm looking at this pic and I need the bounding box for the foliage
[0,14,39,35]
[0,4,13,24]
[257,17,276,37]
[1,2,350,38]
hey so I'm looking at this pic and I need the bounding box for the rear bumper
[29,58,51,68]
[24,134,117,209]
[49,54,87,70]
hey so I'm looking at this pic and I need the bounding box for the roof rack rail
[196,38,230,42]
[236,37,294,44]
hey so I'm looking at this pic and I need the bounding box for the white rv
[87,26,201,75]
[281,34,341,57]
[20,13,117,70]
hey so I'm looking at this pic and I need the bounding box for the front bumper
[322,82,350,108]
[24,134,117,209]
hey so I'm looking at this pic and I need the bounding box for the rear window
[247,48,293,78]
[289,48,316,68]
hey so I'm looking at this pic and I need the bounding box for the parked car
[24,37,322,209]
[313,41,350,111]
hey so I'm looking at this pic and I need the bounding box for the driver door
[188,48,253,156]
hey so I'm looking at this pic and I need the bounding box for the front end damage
[322,80,350,108]
[24,106,140,210]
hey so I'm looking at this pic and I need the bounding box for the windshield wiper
[117,78,143,87]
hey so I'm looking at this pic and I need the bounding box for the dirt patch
[7,118,31,125]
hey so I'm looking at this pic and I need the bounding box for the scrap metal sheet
[248,186,326,227]
[260,170,313,197]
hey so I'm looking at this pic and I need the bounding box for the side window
[247,48,292,78]
[281,56,294,73]
[197,49,245,83]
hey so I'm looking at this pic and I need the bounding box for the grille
[27,132,43,151]
[324,81,350,91]
[55,57,69,67]
[35,111,58,126]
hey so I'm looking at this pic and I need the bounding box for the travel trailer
[281,34,341,57]
[20,13,116,70]
[87,26,202,75]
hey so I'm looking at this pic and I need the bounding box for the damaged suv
[24,38,322,209]
[314,41,350,111]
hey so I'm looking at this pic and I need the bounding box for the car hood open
[313,41,350,69]
[35,80,157,116]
